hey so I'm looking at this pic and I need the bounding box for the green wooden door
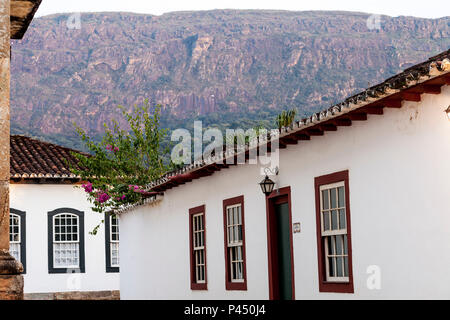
[275,202,293,300]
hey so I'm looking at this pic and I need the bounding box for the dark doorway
[266,187,295,300]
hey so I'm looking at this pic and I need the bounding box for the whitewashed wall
[10,184,120,294]
[120,85,450,299]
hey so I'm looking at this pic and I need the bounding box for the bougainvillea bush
[69,101,173,218]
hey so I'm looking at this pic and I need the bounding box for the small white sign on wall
[293,222,301,234]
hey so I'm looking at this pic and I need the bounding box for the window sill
[48,267,85,274]
[106,266,120,273]
[226,282,247,291]
[191,283,208,291]
[319,281,354,293]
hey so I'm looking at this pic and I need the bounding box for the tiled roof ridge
[12,134,89,157]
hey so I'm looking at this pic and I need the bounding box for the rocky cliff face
[10,10,450,147]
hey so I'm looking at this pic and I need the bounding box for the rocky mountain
[10,10,450,149]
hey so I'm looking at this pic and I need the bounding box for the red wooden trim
[383,99,403,107]
[347,113,367,121]
[421,84,441,94]
[314,170,354,294]
[189,205,207,291]
[265,187,296,300]
[401,93,421,102]
[223,195,248,291]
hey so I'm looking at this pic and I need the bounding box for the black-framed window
[105,213,119,273]
[9,209,26,274]
[48,208,85,274]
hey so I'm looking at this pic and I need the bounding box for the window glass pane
[331,210,338,230]
[330,188,337,209]
[323,211,330,231]
[338,186,345,207]
[237,206,242,224]
[336,235,343,255]
[54,243,80,268]
[237,246,242,260]
[344,235,348,254]
[328,257,335,277]
[9,243,20,261]
[339,209,346,229]
[327,237,333,255]
[322,190,329,210]
[336,257,343,277]
[237,262,243,279]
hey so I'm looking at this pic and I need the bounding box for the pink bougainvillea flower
[82,182,93,193]
[96,192,110,204]
[113,147,119,153]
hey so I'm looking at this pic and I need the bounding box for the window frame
[9,209,26,274]
[48,208,85,274]
[315,170,354,293]
[223,195,248,291]
[189,205,207,290]
[105,212,120,273]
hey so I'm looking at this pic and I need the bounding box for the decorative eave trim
[10,173,81,179]
[113,194,164,215]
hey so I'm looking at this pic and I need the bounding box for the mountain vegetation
[10,10,450,149]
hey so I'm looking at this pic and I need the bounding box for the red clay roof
[10,135,86,180]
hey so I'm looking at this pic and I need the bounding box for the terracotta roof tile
[10,135,87,180]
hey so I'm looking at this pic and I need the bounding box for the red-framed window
[314,170,354,293]
[223,195,247,291]
[189,205,207,290]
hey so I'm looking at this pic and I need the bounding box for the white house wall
[120,85,450,299]
[10,184,120,294]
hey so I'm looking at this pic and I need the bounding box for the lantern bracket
[263,166,279,176]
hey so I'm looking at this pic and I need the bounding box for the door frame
[265,186,295,300]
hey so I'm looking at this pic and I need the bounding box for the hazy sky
[36,0,449,19]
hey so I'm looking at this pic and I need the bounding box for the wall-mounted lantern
[259,175,276,196]
[259,167,279,196]
[445,106,450,121]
